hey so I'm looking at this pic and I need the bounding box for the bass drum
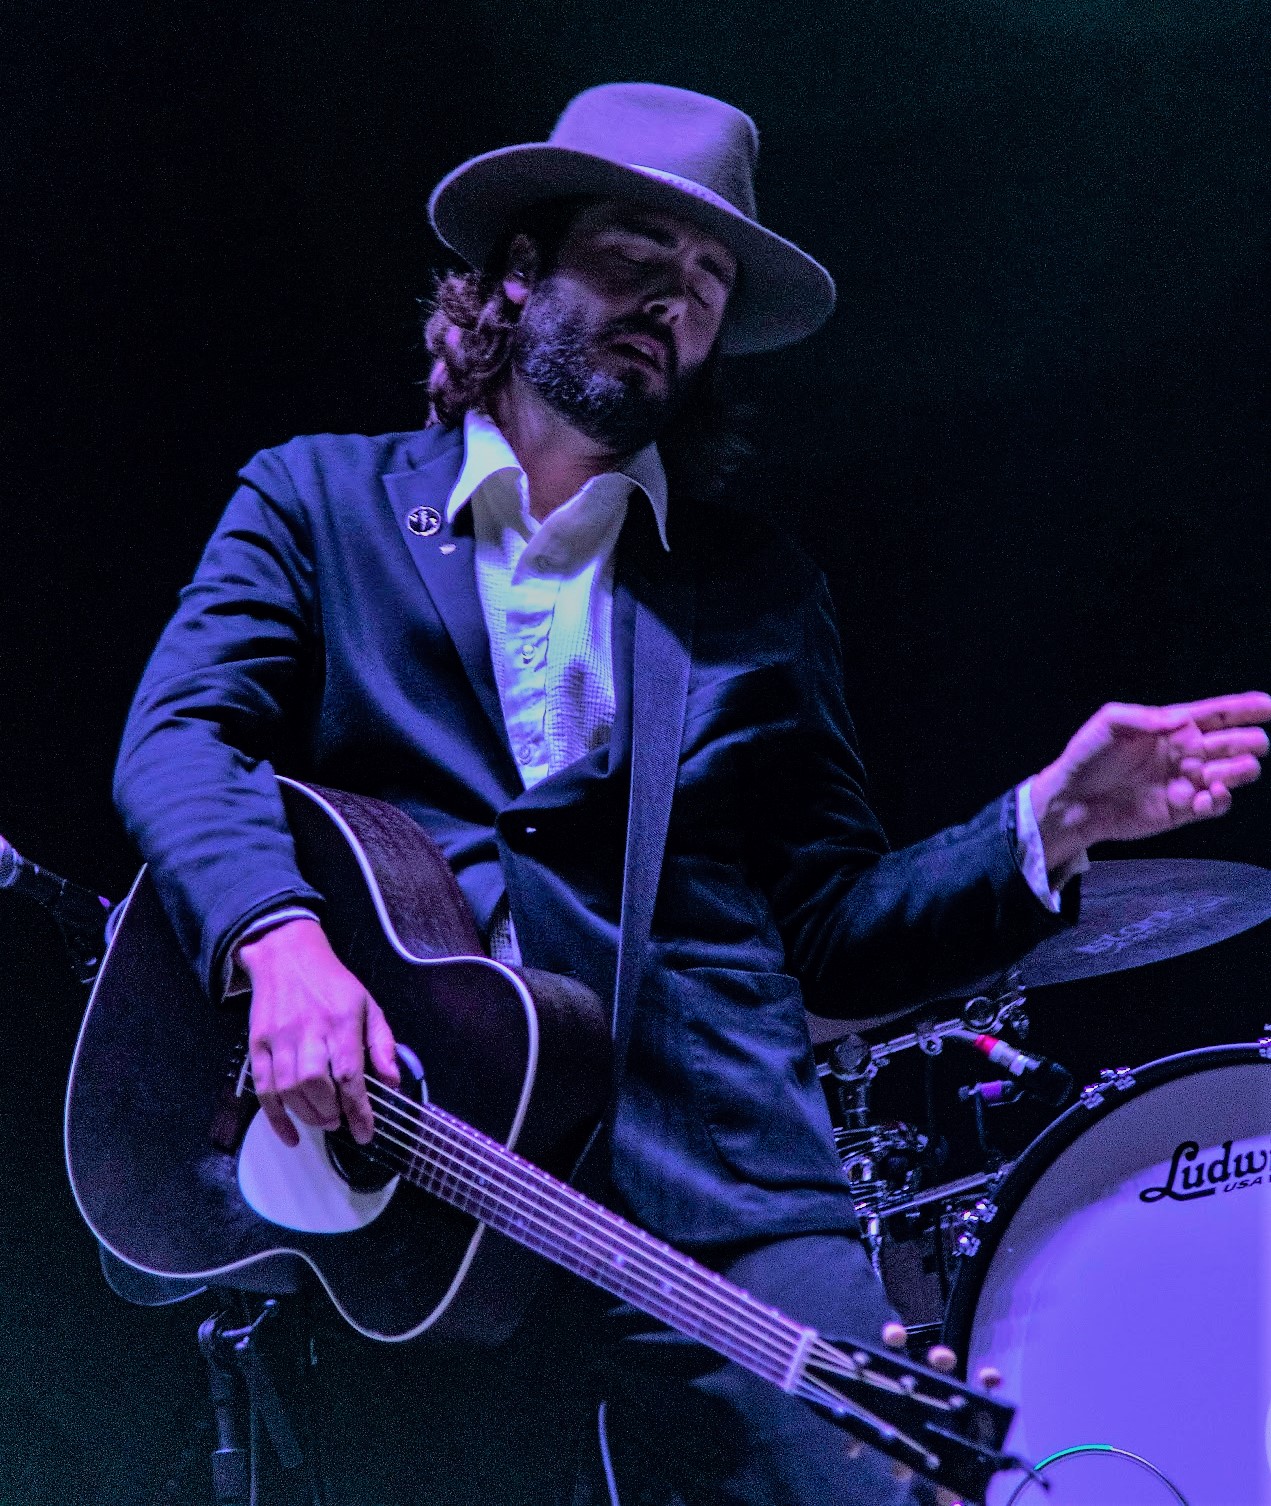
[944,1043,1271,1506]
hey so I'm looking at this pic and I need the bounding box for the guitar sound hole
[325,1045,426,1193]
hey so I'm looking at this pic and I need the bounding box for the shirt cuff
[1016,779,1090,913]
[221,906,322,998]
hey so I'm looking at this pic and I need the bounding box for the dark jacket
[114,425,1066,1247]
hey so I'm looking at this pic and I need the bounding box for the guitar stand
[198,1297,314,1506]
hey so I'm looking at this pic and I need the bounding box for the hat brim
[428,144,835,356]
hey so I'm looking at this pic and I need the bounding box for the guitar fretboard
[371,1089,811,1391]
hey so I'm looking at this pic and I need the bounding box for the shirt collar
[446,409,670,551]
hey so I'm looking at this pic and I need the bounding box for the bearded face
[510,273,700,453]
[503,200,734,453]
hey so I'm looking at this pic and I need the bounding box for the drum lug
[1259,1026,1271,1060]
[1079,1066,1136,1109]
[943,1196,997,1260]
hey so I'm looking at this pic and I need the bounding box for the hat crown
[549,84,759,221]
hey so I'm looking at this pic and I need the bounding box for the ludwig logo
[1140,1137,1269,1204]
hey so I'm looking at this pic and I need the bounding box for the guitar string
[363,1097,944,1476]
[248,1065,802,1376]
[245,1074,954,1451]
[358,1092,948,1477]
[361,1100,960,1467]
[355,1092,805,1384]
[362,1116,795,1381]
[358,1087,801,1365]
[358,1075,809,1359]
[355,1084,843,1385]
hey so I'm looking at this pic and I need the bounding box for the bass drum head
[944,1044,1271,1506]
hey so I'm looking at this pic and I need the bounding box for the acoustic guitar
[65,778,1020,1501]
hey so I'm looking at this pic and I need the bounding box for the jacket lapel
[610,506,695,1068]
[383,432,511,757]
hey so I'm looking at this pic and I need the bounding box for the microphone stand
[199,1299,307,1506]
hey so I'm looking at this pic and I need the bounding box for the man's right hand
[239,917,401,1147]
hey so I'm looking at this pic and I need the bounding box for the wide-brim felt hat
[428,83,836,356]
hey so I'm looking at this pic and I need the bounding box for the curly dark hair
[422,198,751,501]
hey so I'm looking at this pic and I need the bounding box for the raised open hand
[1030,691,1271,873]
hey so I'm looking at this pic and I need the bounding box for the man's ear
[502,233,539,308]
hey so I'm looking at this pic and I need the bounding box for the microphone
[955,1029,1073,1107]
[0,834,111,948]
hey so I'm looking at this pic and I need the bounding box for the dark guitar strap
[610,531,695,1088]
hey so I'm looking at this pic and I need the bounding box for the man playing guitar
[112,83,1268,1504]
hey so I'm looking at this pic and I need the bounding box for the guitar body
[65,779,611,1344]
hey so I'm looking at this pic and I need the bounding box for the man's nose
[642,274,688,324]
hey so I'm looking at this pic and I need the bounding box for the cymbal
[806,858,1271,1047]
[1012,857,1271,989]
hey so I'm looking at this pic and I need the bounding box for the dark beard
[510,283,687,452]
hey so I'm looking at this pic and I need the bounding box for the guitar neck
[367,1085,1017,1499]
[379,1090,810,1389]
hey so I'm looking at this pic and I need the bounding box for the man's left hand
[1031,691,1271,875]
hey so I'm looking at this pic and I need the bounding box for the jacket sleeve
[759,570,1073,1016]
[113,451,326,998]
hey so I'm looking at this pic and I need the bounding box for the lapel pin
[406,505,442,538]
[440,543,457,555]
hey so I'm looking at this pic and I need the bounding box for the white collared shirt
[448,409,669,789]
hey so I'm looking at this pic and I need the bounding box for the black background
[2,2,1267,1501]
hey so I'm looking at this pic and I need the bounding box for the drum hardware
[819,990,1050,1298]
[880,1167,1005,1220]
[817,980,1039,1135]
[1259,1024,1271,1059]
[833,1120,933,1277]
[939,1197,998,1262]
[854,1171,1012,1345]
[855,981,1032,1076]
[883,1185,1000,1272]
[833,1122,930,1201]
[1077,1064,1136,1110]
[822,1032,877,1131]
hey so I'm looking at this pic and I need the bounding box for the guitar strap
[610,527,695,1089]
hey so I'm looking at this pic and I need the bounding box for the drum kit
[810,856,1271,1505]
